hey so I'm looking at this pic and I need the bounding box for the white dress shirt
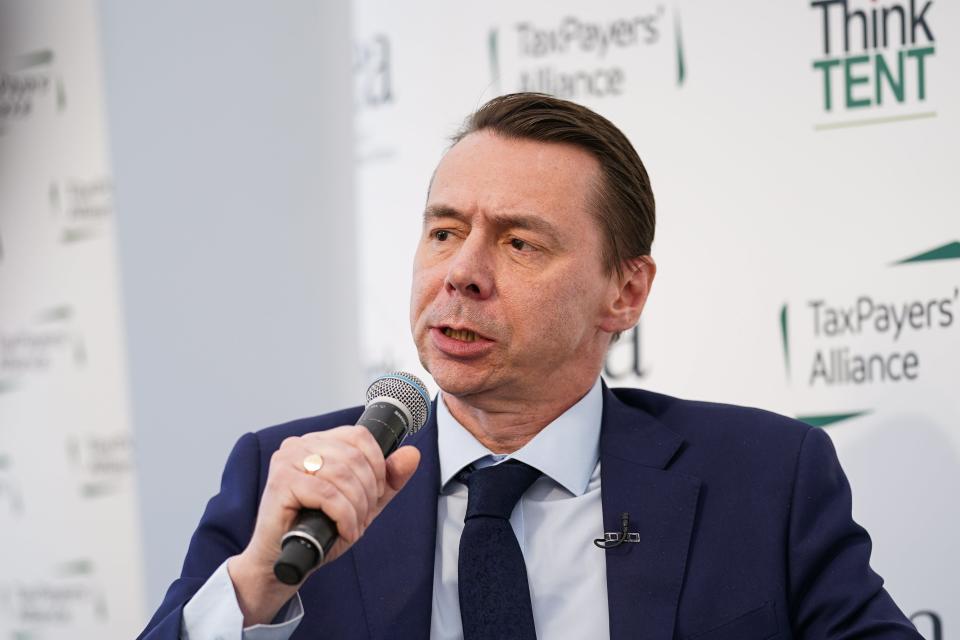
[182,378,610,639]
[431,377,609,639]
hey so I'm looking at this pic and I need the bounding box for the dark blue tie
[458,460,542,640]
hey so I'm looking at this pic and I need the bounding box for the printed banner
[0,2,145,638]
[353,1,958,636]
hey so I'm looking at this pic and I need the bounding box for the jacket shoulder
[610,386,812,450]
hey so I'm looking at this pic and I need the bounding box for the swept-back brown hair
[451,92,655,276]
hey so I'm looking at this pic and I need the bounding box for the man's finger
[305,427,387,497]
[381,445,421,506]
[287,475,362,542]
[306,438,379,517]
[342,427,388,497]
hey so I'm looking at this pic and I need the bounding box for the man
[140,93,921,639]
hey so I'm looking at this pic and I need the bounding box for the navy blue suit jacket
[140,386,920,639]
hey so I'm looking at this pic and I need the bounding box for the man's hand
[227,426,421,626]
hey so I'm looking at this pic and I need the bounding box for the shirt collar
[436,377,603,497]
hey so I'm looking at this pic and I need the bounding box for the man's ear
[598,255,656,334]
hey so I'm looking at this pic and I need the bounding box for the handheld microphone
[273,371,431,586]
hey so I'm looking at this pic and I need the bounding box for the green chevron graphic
[74,338,87,366]
[488,29,501,95]
[95,593,109,620]
[56,77,67,111]
[58,558,94,576]
[13,49,53,71]
[36,304,73,323]
[797,411,869,428]
[675,13,686,86]
[82,481,117,498]
[779,304,789,379]
[893,241,960,265]
[61,227,98,243]
[49,182,61,212]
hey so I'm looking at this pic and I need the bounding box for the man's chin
[424,359,492,398]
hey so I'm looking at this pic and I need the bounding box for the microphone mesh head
[365,371,432,433]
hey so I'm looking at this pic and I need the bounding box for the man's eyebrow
[490,213,562,244]
[422,205,467,224]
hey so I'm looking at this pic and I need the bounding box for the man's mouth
[442,327,479,342]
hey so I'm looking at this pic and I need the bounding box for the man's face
[410,130,621,403]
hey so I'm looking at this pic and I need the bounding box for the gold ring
[302,453,324,473]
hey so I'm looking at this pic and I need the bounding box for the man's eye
[434,230,450,241]
[510,238,533,252]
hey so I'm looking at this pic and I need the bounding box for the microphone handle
[273,401,411,585]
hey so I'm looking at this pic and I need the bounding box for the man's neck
[441,377,599,454]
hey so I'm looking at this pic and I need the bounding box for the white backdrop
[0,1,145,637]
[353,1,958,637]
[0,1,953,637]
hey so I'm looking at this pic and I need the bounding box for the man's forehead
[435,130,599,175]
[426,131,600,212]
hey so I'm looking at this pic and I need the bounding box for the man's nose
[444,234,494,300]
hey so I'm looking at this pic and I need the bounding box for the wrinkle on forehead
[426,131,601,229]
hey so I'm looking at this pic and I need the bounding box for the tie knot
[462,459,541,521]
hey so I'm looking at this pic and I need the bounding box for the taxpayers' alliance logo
[810,0,936,130]
[779,241,959,427]
[1,558,109,632]
[488,8,686,101]
[0,304,87,397]
[353,33,397,166]
[0,49,66,135]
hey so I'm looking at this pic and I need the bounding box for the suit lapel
[351,401,441,640]
[600,385,701,640]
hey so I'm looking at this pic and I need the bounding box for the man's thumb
[384,445,421,496]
